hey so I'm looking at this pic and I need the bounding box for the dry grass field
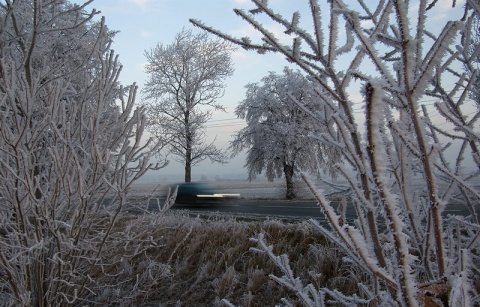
[94,181,480,306]
[103,211,359,306]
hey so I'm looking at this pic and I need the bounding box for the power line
[207,117,240,123]
[206,122,246,129]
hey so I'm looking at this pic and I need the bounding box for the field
[106,211,354,306]
[122,179,479,305]
[101,180,358,306]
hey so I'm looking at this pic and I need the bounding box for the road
[139,198,478,223]
[172,199,324,222]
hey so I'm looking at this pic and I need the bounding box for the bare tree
[143,29,234,182]
[231,67,336,199]
[192,0,480,305]
[0,1,169,305]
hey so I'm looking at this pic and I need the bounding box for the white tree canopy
[231,67,337,199]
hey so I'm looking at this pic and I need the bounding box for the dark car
[173,182,240,205]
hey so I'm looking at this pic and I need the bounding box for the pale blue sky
[77,0,468,183]
[77,0,302,182]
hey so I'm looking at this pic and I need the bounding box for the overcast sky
[78,0,467,183]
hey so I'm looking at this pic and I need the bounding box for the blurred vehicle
[173,182,240,205]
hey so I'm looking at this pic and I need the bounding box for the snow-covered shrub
[0,1,166,305]
[192,0,480,305]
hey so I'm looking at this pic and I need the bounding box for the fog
[138,152,249,183]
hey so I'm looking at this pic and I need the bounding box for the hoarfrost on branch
[191,0,480,305]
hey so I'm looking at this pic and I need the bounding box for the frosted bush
[192,0,480,305]
[0,1,167,305]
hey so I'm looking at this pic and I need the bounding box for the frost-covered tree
[143,29,234,182]
[0,1,168,305]
[463,4,480,109]
[231,67,336,199]
[192,0,480,305]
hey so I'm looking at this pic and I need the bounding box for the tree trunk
[185,111,192,182]
[283,162,295,200]
[185,161,191,182]
[185,132,192,182]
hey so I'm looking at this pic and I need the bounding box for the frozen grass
[100,210,359,306]
[109,180,480,306]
